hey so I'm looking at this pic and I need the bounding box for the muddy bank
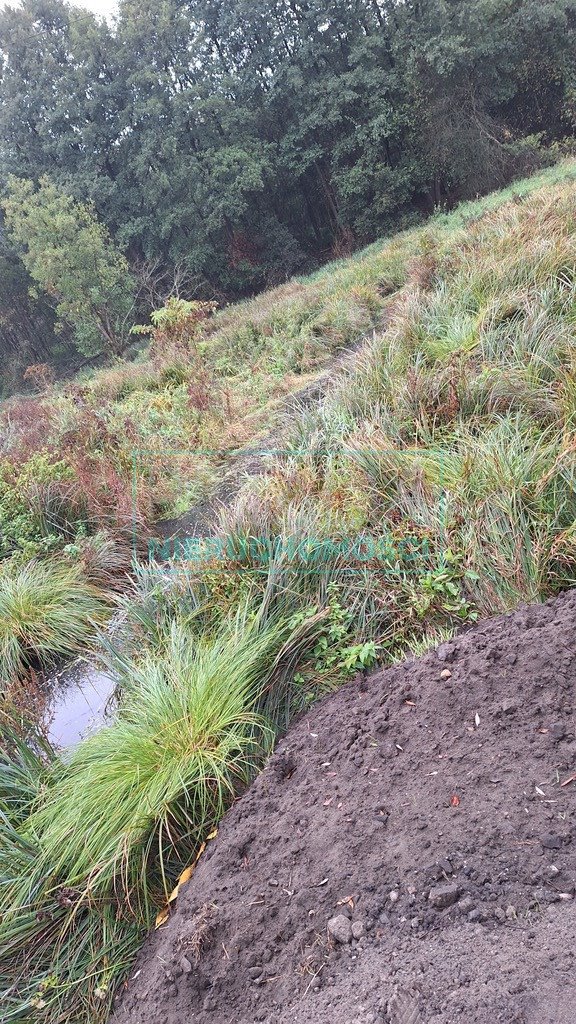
[112,589,576,1024]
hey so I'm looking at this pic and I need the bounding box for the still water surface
[46,661,117,748]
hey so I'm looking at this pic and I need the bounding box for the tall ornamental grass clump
[0,558,110,683]
[0,610,323,1023]
[205,175,576,658]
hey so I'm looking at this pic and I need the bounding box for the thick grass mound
[1,161,574,531]
[0,612,322,1022]
[0,558,110,684]
[191,173,576,668]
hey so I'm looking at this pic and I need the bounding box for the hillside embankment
[4,164,576,1024]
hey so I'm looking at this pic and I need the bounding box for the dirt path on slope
[154,340,365,541]
[112,590,576,1024]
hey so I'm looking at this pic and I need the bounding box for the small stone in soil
[429,883,462,909]
[541,833,563,850]
[458,896,475,914]
[437,857,454,875]
[327,915,353,944]
[436,643,456,663]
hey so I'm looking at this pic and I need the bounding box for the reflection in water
[46,661,117,748]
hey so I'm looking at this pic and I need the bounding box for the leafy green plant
[289,584,380,695]
[408,553,479,621]
[0,454,76,561]
[2,176,136,356]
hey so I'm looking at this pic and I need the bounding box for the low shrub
[0,454,77,560]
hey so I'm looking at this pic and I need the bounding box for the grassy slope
[2,160,574,531]
[2,159,576,1022]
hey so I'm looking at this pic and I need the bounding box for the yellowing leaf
[155,906,170,929]
[177,864,196,887]
[154,828,219,927]
[180,842,206,884]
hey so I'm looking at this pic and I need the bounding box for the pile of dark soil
[112,591,576,1024]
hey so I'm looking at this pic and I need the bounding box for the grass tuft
[0,559,110,684]
[0,610,325,1022]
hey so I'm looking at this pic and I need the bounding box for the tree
[2,176,137,355]
[0,0,575,342]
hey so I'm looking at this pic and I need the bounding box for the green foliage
[0,233,71,395]
[3,168,576,1024]
[0,0,574,356]
[30,619,280,896]
[0,612,311,1022]
[2,176,137,356]
[0,454,75,560]
[288,582,380,690]
[132,297,217,339]
[206,172,576,678]
[309,585,380,677]
[0,557,110,683]
[408,555,479,622]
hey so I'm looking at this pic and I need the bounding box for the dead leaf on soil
[336,895,355,909]
[155,828,219,929]
[155,905,170,929]
[450,794,461,807]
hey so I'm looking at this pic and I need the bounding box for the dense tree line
[0,0,575,376]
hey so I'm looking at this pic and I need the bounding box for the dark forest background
[1,0,575,386]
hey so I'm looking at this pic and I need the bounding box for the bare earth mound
[112,592,576,1024]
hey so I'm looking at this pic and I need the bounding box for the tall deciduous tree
[2,176,137,355]
[0,0,575,377]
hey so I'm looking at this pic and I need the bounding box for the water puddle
[45,661,117,748]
